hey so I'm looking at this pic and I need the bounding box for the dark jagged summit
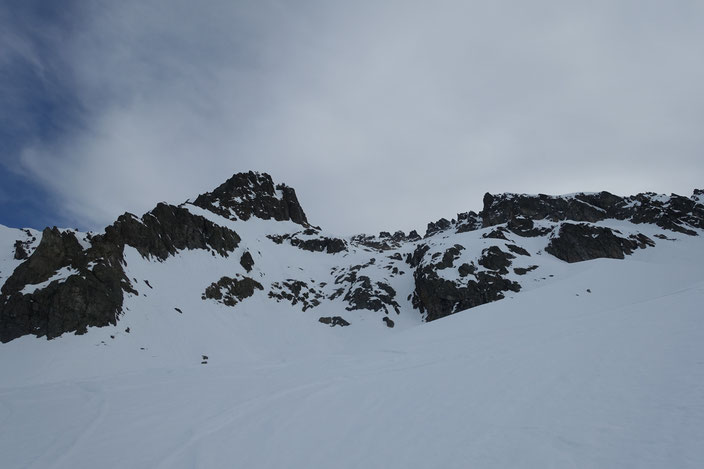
[193,171,308,225]
[0,171,308,343]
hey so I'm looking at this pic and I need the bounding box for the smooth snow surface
[1,226,703,468]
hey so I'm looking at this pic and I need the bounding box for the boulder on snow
[318,316,350,327]
[240,251,255,272]
[202,276,264,306]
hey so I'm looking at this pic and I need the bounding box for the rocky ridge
[1,172,702,342]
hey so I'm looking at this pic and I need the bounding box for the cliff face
[1,172,702,342]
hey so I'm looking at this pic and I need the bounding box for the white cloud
[11,0,704,234]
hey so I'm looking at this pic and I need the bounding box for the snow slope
[1,224,702,468]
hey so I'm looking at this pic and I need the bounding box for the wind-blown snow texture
[1,172,703,468]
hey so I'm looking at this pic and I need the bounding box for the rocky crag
[1,171,702,342]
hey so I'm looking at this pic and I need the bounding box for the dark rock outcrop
[478,246,515,274]
[294,237,346,254]
[0,265,127,343]
[1,202,241,342]
[268,231,347,254]
[506,244,530,256]
[514,265,538,275]
[351,230,420,251]
[102,204,241,261]
[481,191,704,236]
[328,259,401,315]
[240,251,254,272]
[458,263,476,277]
[318,316,350,327]
[693,188,704,204]
[412,266,520,322]
[2,228,85,295]
[343,276,400,315]
[406,244,430,268]
[437,245,465,269]
[421,188,702,240]
[406,230,422,242]
[202,275,263,306]
[13,240,28,260]
[193,171,308,225]
[269,280,324,311]
[425,218,452,237]
[482,192,615,227]
[483,227,510,240]
[0,228,131,343]
[545,223,654,263]
[507,217,551,237]
[12,230,37,260]
[455,212,482,233]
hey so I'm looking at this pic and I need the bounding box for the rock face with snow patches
[0,202,242,342]
[480,191,704,234]
[0,172,703,343]
[545,223,655,263]
[192,171,308,225]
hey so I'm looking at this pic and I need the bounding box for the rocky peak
[193,171,308,226]
[425,218,453,237]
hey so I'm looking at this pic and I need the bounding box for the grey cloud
[10,0,704,234]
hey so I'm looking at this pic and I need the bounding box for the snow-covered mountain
[1,172,703,468]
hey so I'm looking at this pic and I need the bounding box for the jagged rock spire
[193,171,308,225]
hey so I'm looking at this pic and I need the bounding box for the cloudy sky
[1,0,703,235]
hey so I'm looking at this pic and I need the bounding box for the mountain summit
[192,171,308,225]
